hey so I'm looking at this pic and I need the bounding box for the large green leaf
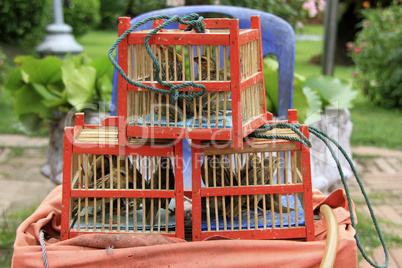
[4,67,24,94]
[302,86,323,125]
[90,56,114,80]
[32,83,61,102]
[263,57,279,115]
[20,56,63,85]
[65,65,97,111]
[14,85,53,119]
[305,75,358,110]
[97,75,113,102]
[61,58,76,86]
[292,75,308,123]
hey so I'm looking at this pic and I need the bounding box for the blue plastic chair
[111,5,295,119]
[110,6,296,188]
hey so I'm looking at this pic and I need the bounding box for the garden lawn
[77,31,118,61]
[350,93,402,150]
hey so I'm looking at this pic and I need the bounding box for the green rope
[251,122,312,148]
[250,123,389,268]
[108,13,207,102]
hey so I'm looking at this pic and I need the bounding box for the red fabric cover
[12,186,357,267]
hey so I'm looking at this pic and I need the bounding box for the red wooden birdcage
[190,110,314,241]
[116,15,269,150]
[60,113,185,240]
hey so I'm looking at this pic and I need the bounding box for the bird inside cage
[228,154,292,218]
[258,157,295,213]
[187,56,231,117]
[153,45,189,122]
[145,156,175,227]
[201,155,238,215]
[70,155,143,228]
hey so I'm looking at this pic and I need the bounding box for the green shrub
[64,0,101,37]
[0,48,13,87]
[125,0,167,18]
[350,3,402,108]
[0,0,51,48]
[98,0,128,30]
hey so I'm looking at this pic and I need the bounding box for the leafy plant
[0,47,13,86]
[98,0,128,30]
[0,0,51,49]
[125,0,168,18]
[264,57,358,123]
[4,54,113,134]
[64,0,101,37]
[350,2,402,108]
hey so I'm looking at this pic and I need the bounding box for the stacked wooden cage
[117,16,268,150]
[60,114,184,240]
[61,15,315,242]
[191,110,314,241]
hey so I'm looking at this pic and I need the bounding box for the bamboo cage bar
[60,114,185,240]
[117,16,269,150]
[191,114,314,241]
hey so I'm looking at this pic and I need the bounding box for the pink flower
[214,0,220,4]
[296,21,304,29]
[352,71,358,78]
[353,47,363,54]
[302,1,318,18]
[346,42,355,51]
[318,0,326,12]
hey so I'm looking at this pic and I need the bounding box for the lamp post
[37,0,84,184]
[36,0,83,58]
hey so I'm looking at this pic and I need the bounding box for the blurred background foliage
[350,2,402,108]
[63,0,101,37]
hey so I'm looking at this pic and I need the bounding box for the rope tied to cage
[108,13,207,102]
[249,123,389,268]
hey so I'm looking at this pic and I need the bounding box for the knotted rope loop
[108,13,207,102]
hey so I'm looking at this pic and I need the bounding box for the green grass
[295,24,324,36]
[77,31,118,61]
[350,93,402,150]
[355,209,402,261]
[0,205,38,267]
[295,38,354,80]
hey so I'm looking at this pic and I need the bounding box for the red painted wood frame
[191,125,314,241]
[117,16,268,150]
[61,115,184,240]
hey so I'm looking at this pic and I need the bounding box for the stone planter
[309,107,354,194]
[41,111,108,184]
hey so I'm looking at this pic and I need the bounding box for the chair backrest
[111,5,295,119]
